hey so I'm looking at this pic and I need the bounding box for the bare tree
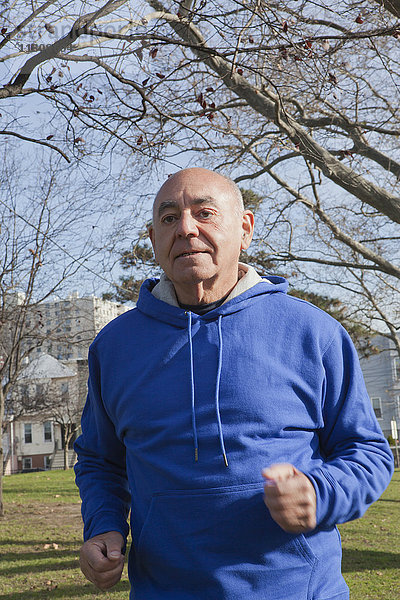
[0,2,398,354]
[1,7,398,237]
[0,1,398,214]
[1,0,400,209]
[51,388,82,471]
[0,145,106,516]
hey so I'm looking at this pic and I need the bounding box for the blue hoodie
[74,276,394,600]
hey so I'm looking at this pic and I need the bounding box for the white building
[359,335,400,439]
[3,294,131,474]
[29,292,130,361]
[4,354,78,473]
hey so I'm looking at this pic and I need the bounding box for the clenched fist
[79,530,125,590]
[262,463,317,534]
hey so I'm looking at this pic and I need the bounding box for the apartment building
[31,292,130,361]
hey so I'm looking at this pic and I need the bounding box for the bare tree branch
[373,0,400,18]
[2,0,129,95]
[146,0,400,224]
[244,143,400,279]
[0,0,58,51]
[0,130,70,162]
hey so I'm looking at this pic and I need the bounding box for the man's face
[149,169,254,298]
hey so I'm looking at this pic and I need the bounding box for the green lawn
[0,469,399,599]
[338,468,400,599]
[0,470,129,599]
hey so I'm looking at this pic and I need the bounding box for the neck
[173,273,239,305]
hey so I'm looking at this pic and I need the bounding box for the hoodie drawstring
[187,311,198,462]
[186,312,228,467]
[215,315,228,467]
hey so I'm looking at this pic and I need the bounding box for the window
[394,357,400,380]
[44,456,51,470]
[371,397,383,419]
[44,421,52,442]
[24,423,32,444]
[396,396,400,420]
[22,457,32,470]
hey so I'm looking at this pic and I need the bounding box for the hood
[136,274,288,328]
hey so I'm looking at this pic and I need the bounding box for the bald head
[153,168,244,220]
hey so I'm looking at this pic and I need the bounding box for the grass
[338,468,400,599]
[0,469,399,599]
[0,470,129,599]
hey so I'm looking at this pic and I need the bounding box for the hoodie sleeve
[74,348,131,542]
[305,325,394,529]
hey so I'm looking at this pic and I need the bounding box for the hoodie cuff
[83,510,129,543]
[304,467,339,529]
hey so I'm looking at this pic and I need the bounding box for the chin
[172,267,216,285]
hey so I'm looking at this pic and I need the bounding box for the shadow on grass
[0,580,130,599]
[0,555,79,576]
[0,540,78,548]
[378,498,400,503]
[342,548,400,572]
[4,487,76,494]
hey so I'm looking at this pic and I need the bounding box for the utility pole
[391,419,399,468]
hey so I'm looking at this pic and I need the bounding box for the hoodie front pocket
[136,482,316,600]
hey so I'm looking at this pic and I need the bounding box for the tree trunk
[0,446,4,518]
[0,387,4,517]
[63,431,69,471]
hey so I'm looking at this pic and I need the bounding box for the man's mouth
[176,251,204,258]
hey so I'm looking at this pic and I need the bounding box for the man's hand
[262,463,317,534]
[79,530,125,590]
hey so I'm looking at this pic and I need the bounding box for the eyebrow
[157,196,217,217]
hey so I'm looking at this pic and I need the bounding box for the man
[75,167,393,600]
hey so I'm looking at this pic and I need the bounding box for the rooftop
[19,353,76,380]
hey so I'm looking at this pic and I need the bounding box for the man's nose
[176,212,199,238]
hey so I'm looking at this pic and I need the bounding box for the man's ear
[148,224,155,249]
[241,210,255,250]
[147,224,158,264]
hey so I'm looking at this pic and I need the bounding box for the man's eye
[198,210,213,218]
[161,215,177,224]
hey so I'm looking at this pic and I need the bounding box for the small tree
[0,148,102,516]
[51,382,83,471]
